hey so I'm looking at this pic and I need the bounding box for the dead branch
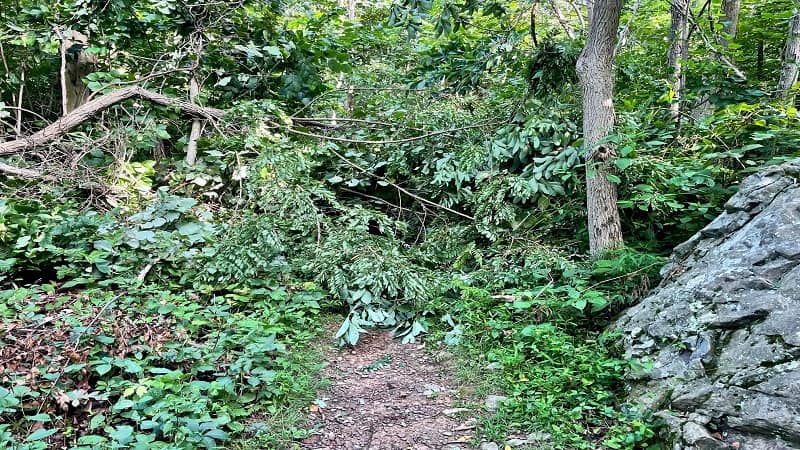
[549,0,576,39]
[0,86,225,165]
[282,119,499,146]
[0,162,48,179]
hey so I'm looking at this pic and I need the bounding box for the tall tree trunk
[576,0,624,257]
[777,6,800,99]
[668,0,690,122]
[720,0,741,49]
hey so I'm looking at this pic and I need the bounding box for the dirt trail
[299,331,479,450]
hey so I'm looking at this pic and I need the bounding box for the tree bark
[720,0,741,49]
[0,86,224,158]
[777,6,800,99]
[668,0,690,122]
[57,30,96,115]
[184,75,203,166]
[530,0,540,46]
[185,34,205,166]
[576,0,624,257]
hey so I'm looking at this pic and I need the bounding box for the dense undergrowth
[2,0,800,448]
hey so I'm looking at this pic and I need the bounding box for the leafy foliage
[2,0,800,448]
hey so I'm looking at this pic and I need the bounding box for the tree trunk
[668,0,690,122]
[184,74,203,166]
[576,0,624,257]
[530,0,541,46]
[720,0,741,49]
[777,6,800,99]
[185,35,205,166]
[338,0,356,21]
[62,31,96,114]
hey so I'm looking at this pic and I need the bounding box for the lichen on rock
[614,160,800,450]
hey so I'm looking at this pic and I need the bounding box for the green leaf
[25,428,57,441]
[205,429,227,440]
[177,222,202,236]
[614,158,633,171]
[89,414,106,430]
[109,425,134,445]
[25,413,51,422]
[78,435,107,445]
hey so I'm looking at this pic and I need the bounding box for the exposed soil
[299,331,479,450]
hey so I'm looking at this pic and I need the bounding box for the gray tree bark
[720,0,741,49]
[576,0,624,256]
[185,34,205,166]
[668,0,690,122]
[777,6,800,99]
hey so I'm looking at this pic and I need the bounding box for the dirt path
[299,331,480,450]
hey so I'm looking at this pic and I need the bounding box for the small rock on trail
[301,331,478,450]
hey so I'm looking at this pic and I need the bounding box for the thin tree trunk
[576,0,624,256]
[777,6,800,99]
[15,70,24,137]
[338,0,355,21]
[185,75,203,165]
[185,34,204,166]
[617,0,642,51]
[549,0,576,39]
[668,0,690,122]
[720,0,741,49]
[530,0,540,46]
[757,39,765,80]
[569,0,586,34]
[57,28,69,116]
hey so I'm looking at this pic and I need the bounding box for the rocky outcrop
[614,160,800,450]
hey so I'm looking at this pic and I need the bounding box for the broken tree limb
[0,162,46,179]
[0,86,225,157]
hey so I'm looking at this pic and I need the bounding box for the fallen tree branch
[687,5,746,80]
[283,119,499,146]
[0,86,225,158]
[0,162,47,179]
[325,146,475,221]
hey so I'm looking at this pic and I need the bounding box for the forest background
[0,0,798,448]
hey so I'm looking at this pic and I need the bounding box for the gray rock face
[614,160,800,450]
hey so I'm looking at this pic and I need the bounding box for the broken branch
[0,86,225,158]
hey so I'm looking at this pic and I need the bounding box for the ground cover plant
[1,0,799,448]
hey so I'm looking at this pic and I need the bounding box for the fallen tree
[0,86,225,178]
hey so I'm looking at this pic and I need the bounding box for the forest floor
[297,330,489,450]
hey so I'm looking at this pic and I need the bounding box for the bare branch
[0,86,225,157]
[282,119,499,146]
